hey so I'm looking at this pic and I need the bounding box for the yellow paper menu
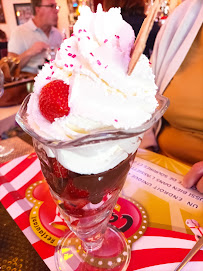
[123,148,203,235]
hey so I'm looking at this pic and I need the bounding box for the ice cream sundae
[26,3,158,220]
[16,2,167,270]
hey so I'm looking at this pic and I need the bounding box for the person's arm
[182,161,203,193]
[8,41,48,70]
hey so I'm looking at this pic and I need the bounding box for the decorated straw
[128,0,162,75]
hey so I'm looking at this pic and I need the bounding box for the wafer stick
[128,0,161,75]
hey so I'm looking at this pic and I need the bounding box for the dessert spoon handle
[174,235,203,271]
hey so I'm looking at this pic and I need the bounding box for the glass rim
[15,93,169,149]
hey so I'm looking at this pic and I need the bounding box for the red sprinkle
[65,49,68,51]
[105,65,108,69]
[78,38,80,41]
[72,54,76,58]
[84,29,87,32]
[67,46,71,48]
[149,61,152,65]
[104,39,108,43]
[87,36,90,40]
[46,76,51,80]
[78,29,82,33]
[50,66,53,69]
[115,119,118,122]
[65,64,68,68]
[71,33,74,36]
[115,35,120,39]
[57,48,60,51]
[90,52,94,56]
[97,60,101,65]
[68,53,72,56]
[70,64,73,67]
[52,71,54,75]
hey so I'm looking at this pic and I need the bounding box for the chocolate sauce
[68,152,136,204]
[39,149,135,204]
[34,134,137,217]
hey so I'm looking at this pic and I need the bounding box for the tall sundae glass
[16,92,168,270]
[16,4,169,270]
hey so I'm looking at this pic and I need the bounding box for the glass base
[55,225,131,271]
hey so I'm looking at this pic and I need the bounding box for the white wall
[0,0,29,39]
[0,0,70,39]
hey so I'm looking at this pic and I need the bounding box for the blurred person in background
[140,0,203,193]
[103,0,160,58]
[8,0,62,75]
[0,29,8,59]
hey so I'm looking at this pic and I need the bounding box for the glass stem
[82,233,104,252]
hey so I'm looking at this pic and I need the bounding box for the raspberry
[51,158,69,178]
[39,80,70,123]
[63,199,88,216]
[64,179,89,199]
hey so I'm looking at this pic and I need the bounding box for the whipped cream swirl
[27,5,158,174]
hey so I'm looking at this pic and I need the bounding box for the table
[0,201,49,271]
[0,137,49,270]
[0,137,34,163]
[0,105,20,135]
[0,140,203,271]
[0,75,34,135]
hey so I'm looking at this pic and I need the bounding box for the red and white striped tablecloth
[0,153,203,271]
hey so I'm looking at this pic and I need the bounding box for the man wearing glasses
[8,0,62,75]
